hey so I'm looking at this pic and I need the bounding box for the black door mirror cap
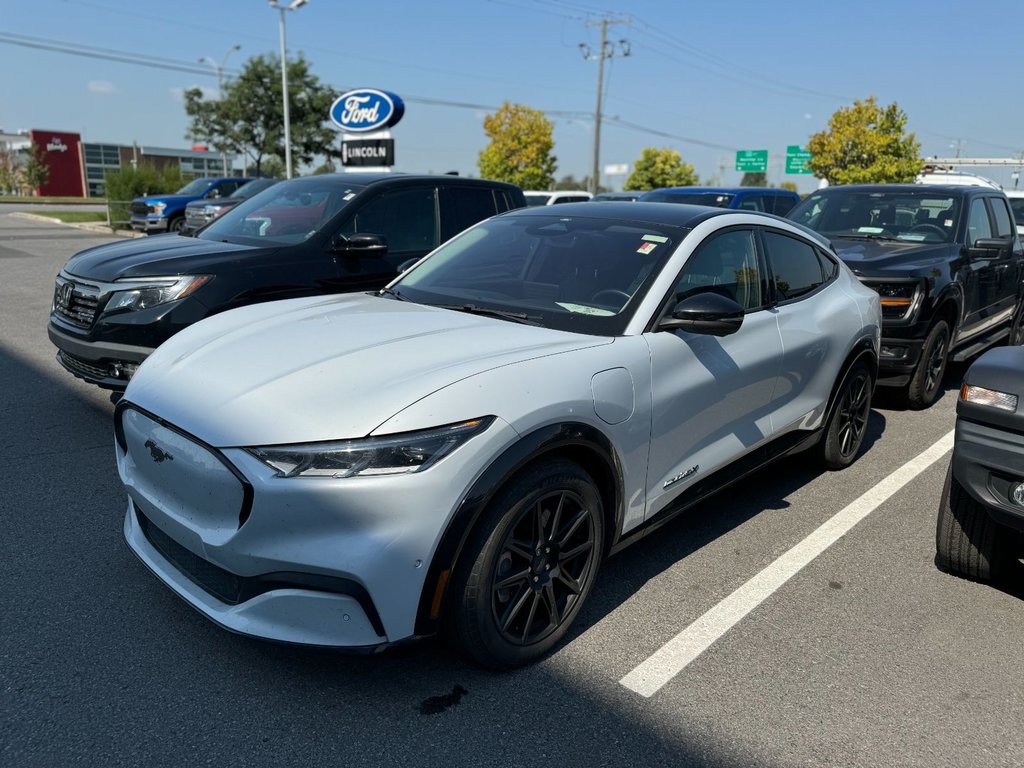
[331,233,389,255]
[658,291,745,337]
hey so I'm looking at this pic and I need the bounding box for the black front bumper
[952,417,1024,532]
[48,322,153,390]
[875,334,925,387]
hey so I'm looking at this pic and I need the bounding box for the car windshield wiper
[835,233,898,242]
[430,303,541,325]
[378,287,408,301]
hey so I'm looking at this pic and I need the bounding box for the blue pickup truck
[130,177,251,234]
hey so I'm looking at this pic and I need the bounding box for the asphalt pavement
[2,211,1022,768]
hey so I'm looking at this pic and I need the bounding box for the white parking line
[619,429,955,698]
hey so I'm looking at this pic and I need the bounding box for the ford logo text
[329,89,405,133]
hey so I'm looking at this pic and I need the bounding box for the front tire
[818,360,873,470]
[907,320,950,409]
[1009,304,1024,346]
[448,459,604,669]
[935,463,1011,581]
[168,216,186,234]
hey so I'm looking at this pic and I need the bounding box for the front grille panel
[53,277,99,328]
[57,351,110,381]
[131,201,149,216]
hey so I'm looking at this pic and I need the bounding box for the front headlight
[869,281,920,320]
[105,275,212,313]
[149,202,166,215]
[246,417,494,478]
[961,384,1018,412]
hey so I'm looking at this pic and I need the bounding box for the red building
[28,129,86,197]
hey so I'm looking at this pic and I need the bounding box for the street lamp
[198,43,241,95]
[268,0,309,179]
[198,44,241,174]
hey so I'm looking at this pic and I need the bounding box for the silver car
[117,203,881,668]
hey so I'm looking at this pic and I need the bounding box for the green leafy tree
[807,96,921,185]
[185,53,339,176]
[740,172,768,187]
[478,102,557,190]
[779,181,799,193]
[260,156,286,179]
[0,148,17,194]
[624,148,698,191]
[21,142,50,195]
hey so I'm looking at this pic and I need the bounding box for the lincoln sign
[342,138,395,167]
[329,89,405,133]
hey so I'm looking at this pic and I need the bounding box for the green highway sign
[735,149,768,173]
[785,145,813,174]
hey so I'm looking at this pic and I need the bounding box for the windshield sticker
[642,234,669,243]
[898,234,927,241]
[943,219,953,227]
[556,302,615,316]
[342,193,356,201]
[637,242,658,255]
[857,226,884,233]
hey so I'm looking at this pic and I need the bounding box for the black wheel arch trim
[413,421,624,636]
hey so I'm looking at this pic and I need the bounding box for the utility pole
[580,17,630,194]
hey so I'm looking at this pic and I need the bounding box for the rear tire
[935,462,1011,581]
[818,360,873,470]
[447,459,604,669]
[1009,304,1024,346]
[907,320,950,409]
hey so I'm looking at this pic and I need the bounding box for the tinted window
[967,198,993,246]
[772,195,798,216]
[1009,197,1024,226]
[341,187,438,253]
[764,230,825,301]
[446,187,497,236]
[736,195,766,212]
[673,229,763,310]
[989,197,1014,237]
[640,191,735,208]
[524,194,551,206]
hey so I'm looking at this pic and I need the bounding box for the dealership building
[3,128,231,197]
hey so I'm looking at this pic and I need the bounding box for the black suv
[788,184,1024,407]
[49,173,526,390]
[936,345,1024,582]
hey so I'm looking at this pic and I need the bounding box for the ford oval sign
[330,89,405,133]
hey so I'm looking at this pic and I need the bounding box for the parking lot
[3,211,1023,767]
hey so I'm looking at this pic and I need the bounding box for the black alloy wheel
[907,320,950,409]
[168,216,186,234]
[448,459,604,668]
[819,360,873,470]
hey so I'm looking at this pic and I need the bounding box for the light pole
[198,44,240,174]
[268,0,309,179]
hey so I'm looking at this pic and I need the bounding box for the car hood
[185,198,240,210]
[64,235,276,282]
[830,237,951,274]
[134,194,195,206]
[124,294,612,446]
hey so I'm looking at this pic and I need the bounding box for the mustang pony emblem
[144,439,174,463]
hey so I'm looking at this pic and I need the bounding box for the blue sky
[3,0,1023,192]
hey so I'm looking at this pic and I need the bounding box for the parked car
[524,190,593,206]
[130,177,252,234]
[116,202,880,667]
[49,173,526,390]
[916,167,1002,190]
[591,191,641,202]
[182,178,279,234]
[787,184,1024,408]
[936,345,1024,582]
[638,186,800,216]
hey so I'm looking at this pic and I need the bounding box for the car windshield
[175,178,213,196]
[198,178,366,246]
[229,179,277,199]
[524,194,552,206]
[789,190,960,243]
[641,191,735,208]
[391,214,683,336]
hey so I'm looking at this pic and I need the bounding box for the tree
[625,148,699,191]
[0,148,17,195]
[806,96,921,185]
[21,142,50,195]
[478,102,557,190]
[740,172,768,187]
[260,156,286,179]
[779,181,799,193]
[185,53,339,176]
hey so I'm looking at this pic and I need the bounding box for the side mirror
[970,237,1012,258]
[206,189,222,199]
[397,257,420,273]
[331,233,389,256]
[657,291,744,337]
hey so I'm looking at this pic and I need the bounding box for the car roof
[811,183,986,196]
[502,200,752,228]
[289,172,522,191]
[647,186,798,196]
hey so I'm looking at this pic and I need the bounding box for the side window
[671,229,763,311]
[340,187,438,253]
[763,230,826,301]
[445,187,497,237]
[772,195,798,216]
[967,198,993,246]
[736,195,766,212]
[989,197,1014,238]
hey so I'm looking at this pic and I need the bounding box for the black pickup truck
[788,184,1024,407]
[936,345,1024,582]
